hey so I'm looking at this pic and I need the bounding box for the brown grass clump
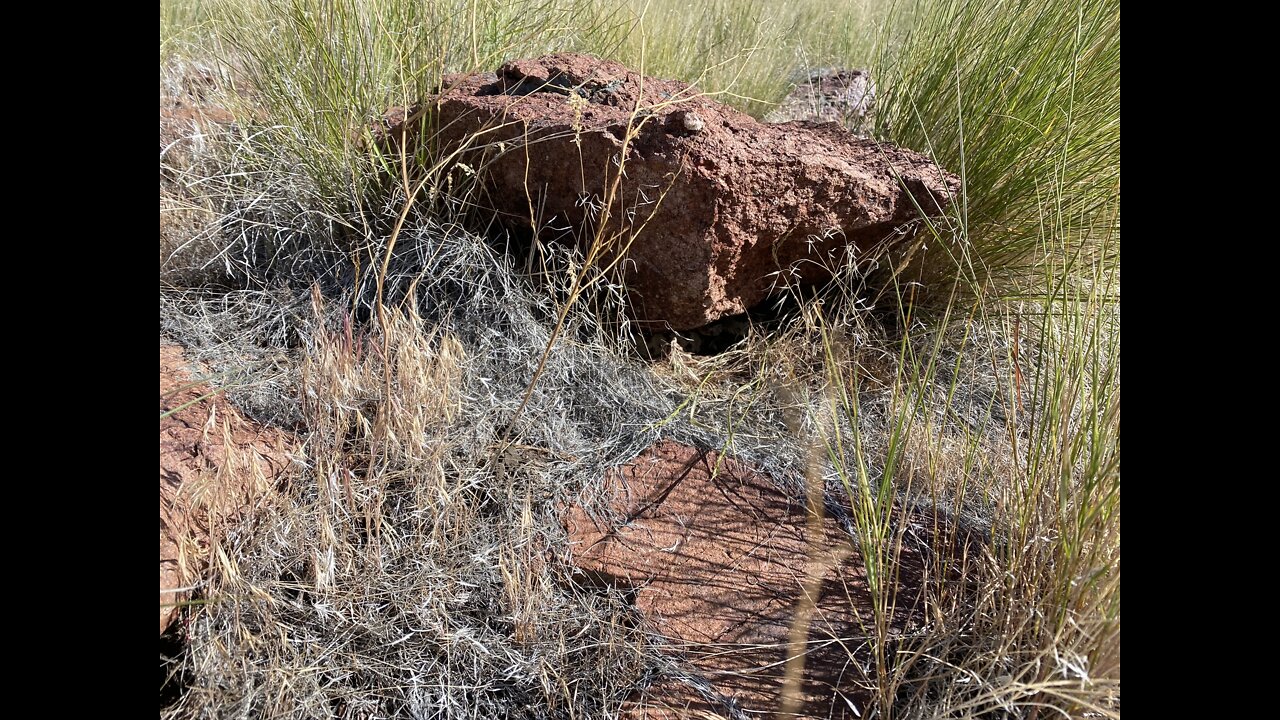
[162,289,664,718]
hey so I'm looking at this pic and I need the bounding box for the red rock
[386,53,959,330]
[160,342,292,636]
[564,440,934,718]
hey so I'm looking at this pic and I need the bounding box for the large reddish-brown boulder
[160,342,293,636]
[386,53,959,330]
[563,440,934,718]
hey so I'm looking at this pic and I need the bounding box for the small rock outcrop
[160,342,293,635]
[764,67,878,135]
[386,54,958,330]
[563,440,936,718]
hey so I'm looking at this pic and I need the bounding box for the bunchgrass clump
[872,0,1120,296]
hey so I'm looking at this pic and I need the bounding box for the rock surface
[764,68,878,136]
[563,440,934,718]
[160,342,292,635]
[387,53,959,330]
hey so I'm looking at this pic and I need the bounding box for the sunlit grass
[159,0,1118,716]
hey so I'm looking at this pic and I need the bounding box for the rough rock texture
[563,440,933,719]
[160,341,293,636]
[764,68,878,136]
[387,53,959,330]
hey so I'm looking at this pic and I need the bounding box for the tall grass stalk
[211,0,611,216]
[809,212,1119,715]
[874,0,1120,294]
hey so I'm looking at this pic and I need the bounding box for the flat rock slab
[387,53,959,330]
[563,440,931,718]
[763,68,877,135]
[160,342,293,635]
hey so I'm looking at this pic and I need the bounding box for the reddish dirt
[160,341,293,636]
[160,99,234,156]
[564,440,944,719]
[160,61,235,153]
[384,53,959,330]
